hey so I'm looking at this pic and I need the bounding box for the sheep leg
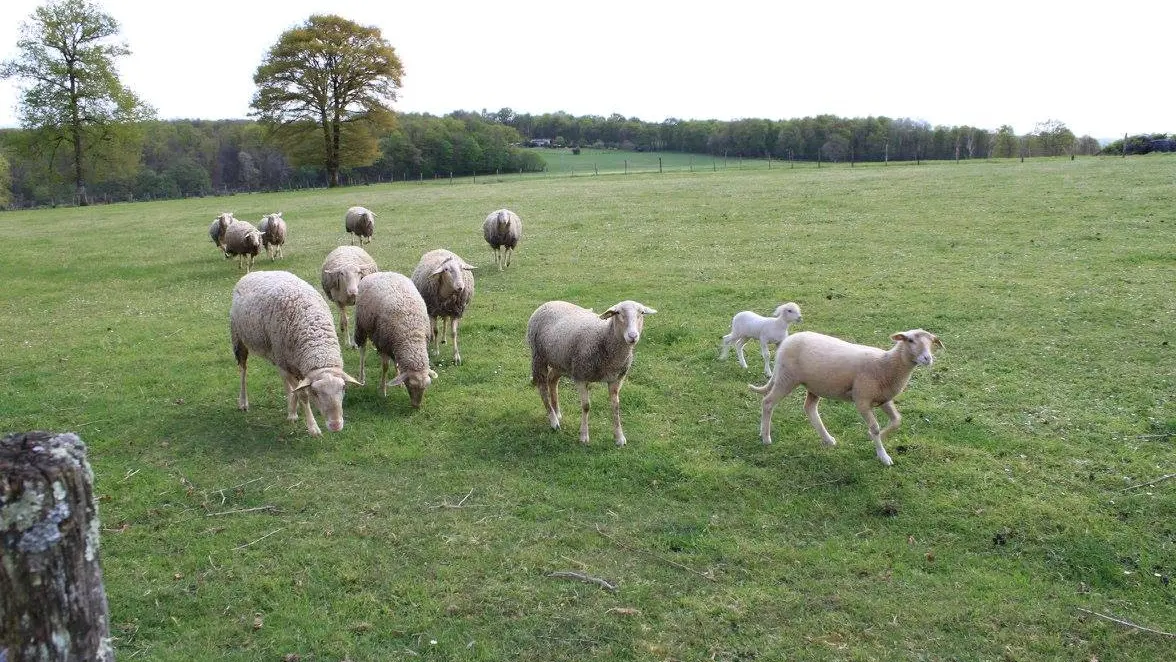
[237,361,249,411]
[504,246,513,268]
[804,391,837,447]
[380,354,390,398]
[357,343,367,385]
[718,334,732,359]
[608,380,627,447]
[874,400,902,465]
[735,339,749,369]
[760,340,773,378]
[281,372,300,422]
[576,381,592,444]
[757,378,796,445]
[547,369,563,428]
[451,318,462,365]
[298,388,322,437]
[854,400,893,466]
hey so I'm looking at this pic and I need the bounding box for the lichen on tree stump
[1,431,113,662]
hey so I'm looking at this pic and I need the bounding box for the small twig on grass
[799,477,842,492]
[595,524,715,581]
[1077,608,1176,638]
[548,570,618,592]
[206,505,277,517]
[208,477,263,497]
[119,468,141,483]
[233,528,284,550]
[1121,473,1176,492]
[432,488,474,509]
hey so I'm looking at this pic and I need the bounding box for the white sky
[1,0,1172,140]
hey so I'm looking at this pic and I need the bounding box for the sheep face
[600,301,657,345]
[891,329,943,366]
[326,267,365,304]
[431,257,475,292]
[389,369,438,408]
[294,371,361,432]
[774,303,803,325]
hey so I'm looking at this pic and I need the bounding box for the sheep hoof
[761,437,772,445]
[822,437,837,447]
[307,426,322,437]
[615,436,627,447]
[878,453,894,466]
[454,355,462,365]
[238,402,249,411]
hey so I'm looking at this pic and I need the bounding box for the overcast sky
[0,0,1171,140]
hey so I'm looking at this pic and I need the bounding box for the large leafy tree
[251,14,404,188]
[0,0,153,205]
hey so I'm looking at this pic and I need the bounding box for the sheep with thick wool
[222,218,264,272]
[344,206,375,244]
[354,271,438,408]
[411,249,475,365]
[719,302,803,377]
[209,212,234,251]
[526,300,656,446]
[230,270,362,436]
[320,246,379,349]
[257,212,287,260]
[750,328,943,466]
[482,208,522,270]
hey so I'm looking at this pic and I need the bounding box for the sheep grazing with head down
[411,249,475,365]
[526,299,657,446]
[222,218,264,272]
[320,246,379,349]
[230,270,362,436]
[209,212,234,251]
[750,328,944,466]
[482,208,522,270]
[257,212,287,260]
[344,206,375,244]
[719,302,803,377]
[354,271,437,408]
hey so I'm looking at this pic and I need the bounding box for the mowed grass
[2,156,1175,660]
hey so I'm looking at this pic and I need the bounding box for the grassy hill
[2,155,1174,660]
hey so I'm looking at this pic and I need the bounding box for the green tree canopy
[251,14,404,187]
[0,0,153,205]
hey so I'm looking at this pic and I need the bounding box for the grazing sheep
[482,208,522,270]
[526,300,657,446]
[750,329,944,466]
[229,270,362,436]
[719,302,803,377]
[410,249,475,365]
[354,271,438,408]
[222,219,264,272]
[209,212,234,251]
[257,212,287,260]
[320,246,379,349]
[344,206,375,244]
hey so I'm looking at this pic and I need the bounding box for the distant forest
[0,109,1165,208]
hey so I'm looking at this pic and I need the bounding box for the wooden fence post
[1,431,113,662]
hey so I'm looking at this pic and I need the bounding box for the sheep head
[293,369,363,432]
[431,257,475,292]
[774,302,803,325]
[890,329,943,366]
[600,301,657,345]
[389,368,438,408]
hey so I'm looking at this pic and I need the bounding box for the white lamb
[526,300,656,446]
[230,270,362,436]
[719,302,803,377]
[320,246,379,349]
[353,271,438,408]
[750,329,943,466]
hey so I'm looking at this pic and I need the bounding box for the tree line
[0,0,1167,210]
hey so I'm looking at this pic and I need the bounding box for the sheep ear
[430,263,448,276]
[428,369,438,379]
[293,377,312,392]
[461,264,476,271]
[932,335,945,350]
[387,373,408,387]
[890,332,908,342]
[343,372,363,386]
[640,305,657,315]
[599,307,619,320]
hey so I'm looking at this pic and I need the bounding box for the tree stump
[1,432,113,662]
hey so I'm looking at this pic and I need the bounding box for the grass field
[2,155,1175,660]
[526,147,769,176]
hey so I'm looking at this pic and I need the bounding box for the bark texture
[1,431,112,661]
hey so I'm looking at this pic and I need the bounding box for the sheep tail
[748,378,773,394]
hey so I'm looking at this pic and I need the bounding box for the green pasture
[526,147,768,176]
[1,156,1174,660]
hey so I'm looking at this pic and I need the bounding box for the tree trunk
[1,431,113,662]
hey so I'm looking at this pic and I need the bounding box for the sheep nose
[625,331,639,344]
[327,419,344,432]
